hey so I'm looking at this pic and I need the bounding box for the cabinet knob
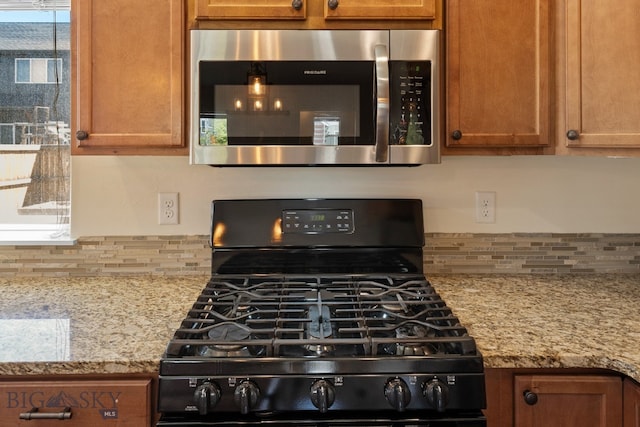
[451,130,463,140]
[327,0,339,10]
[291,0,303,10]
[566,129,580,140]
[523,390,538,405]
[76,130,89,140]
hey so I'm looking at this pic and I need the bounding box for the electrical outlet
[158,193,179,225]
[475,191,496,223]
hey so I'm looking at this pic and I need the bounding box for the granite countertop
[0,275,638,382]
[0,276,206,376]
[430,274,640,382]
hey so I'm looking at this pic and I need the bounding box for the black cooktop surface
[165,274,477,359]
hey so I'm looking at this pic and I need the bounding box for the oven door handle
[374,44,390,163]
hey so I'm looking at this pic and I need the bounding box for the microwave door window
[206,85,360,146]
[198,61,374,147]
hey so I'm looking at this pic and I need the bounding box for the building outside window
[0,1,71,244]
[15,57,63,84]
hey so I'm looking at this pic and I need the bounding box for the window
[0,4,72,244]
[15,58,62,83]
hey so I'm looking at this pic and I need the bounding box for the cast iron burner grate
[166,274,477,359]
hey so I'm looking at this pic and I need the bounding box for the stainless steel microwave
[190,29,441,166]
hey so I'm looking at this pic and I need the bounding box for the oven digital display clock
[282,209,354,233]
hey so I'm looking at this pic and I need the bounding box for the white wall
[71,155,640,236]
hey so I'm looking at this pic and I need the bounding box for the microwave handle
[374,44,390,162]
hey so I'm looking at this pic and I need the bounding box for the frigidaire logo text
[303,70,327,75]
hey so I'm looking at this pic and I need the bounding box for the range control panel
[282,209,354,234]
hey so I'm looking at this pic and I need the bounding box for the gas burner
[365,297,413,328]
[395,324,441,355]
[197,323,264,357]
[375,323,440,356]
[396,324,428,339]
[307,305,333,339]
[304,304,336,356]
[303,343,336,357]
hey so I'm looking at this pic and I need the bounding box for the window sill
[0,224,76,246]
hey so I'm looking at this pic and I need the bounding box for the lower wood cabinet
[0,378,151,426]
[485,369,629,427]
[514,375,622,427]
[626,378,640,427]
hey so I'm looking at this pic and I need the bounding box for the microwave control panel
[390,61,431,146]
[282,209,354,234]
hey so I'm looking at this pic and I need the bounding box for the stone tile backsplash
[424,233,640,274]
[1,234,638,277]
[0,236,211,277]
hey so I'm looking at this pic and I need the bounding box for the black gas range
[157,199,486,426]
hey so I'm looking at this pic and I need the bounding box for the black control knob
[234,381,260,415]
[327,0,339,10]
[422,379,449,412]
[523,390,539,405]
[193,382,221,415]
[291,0,303,10]
[310,379,336,413]
[384,378,411,412]
[566,129,580,140]
[76,130,89,140]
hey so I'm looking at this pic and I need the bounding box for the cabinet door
[484,368,513,427]
[445,0,551,152]
[625,379,640,427]
[0,379,150,427]
[515,375,623,427]
[561,0,640,151]
[195,0,306,20]
[324,0,436,20]
[72,0,185,155]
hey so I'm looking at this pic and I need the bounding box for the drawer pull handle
[19,407,72,420]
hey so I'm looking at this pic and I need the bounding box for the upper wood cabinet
[514,375,623,427]
[444,0,552,154]
[446,0,640,157]
[195,0,307,20]
[556,0,640,155]
[323,0,436,20]
[194,0,436,21]
[71,0,185,155]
